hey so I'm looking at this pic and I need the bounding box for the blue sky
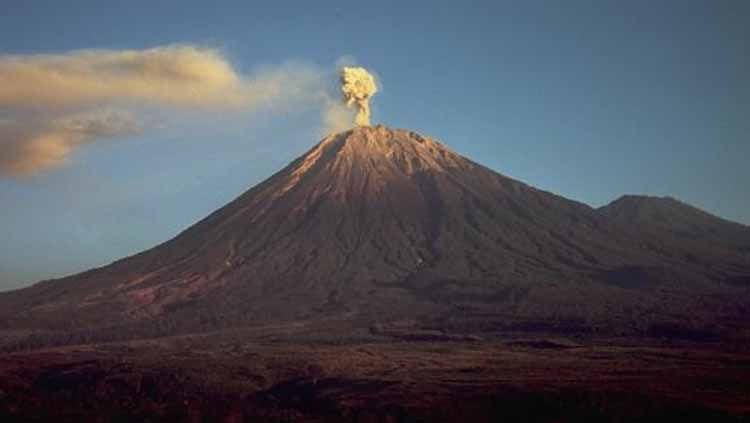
[1,0,748,290]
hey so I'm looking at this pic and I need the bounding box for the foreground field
[1,330,749,422]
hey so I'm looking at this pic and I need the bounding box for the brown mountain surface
[1,126,749,346]
[599,194,750,253]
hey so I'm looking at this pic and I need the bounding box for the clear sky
[0,0,748,291]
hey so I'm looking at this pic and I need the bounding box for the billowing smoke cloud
[0,45,341,177]
[340,67,378,126]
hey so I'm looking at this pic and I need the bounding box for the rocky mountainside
[1,126,748,344]
[599,194,750,253]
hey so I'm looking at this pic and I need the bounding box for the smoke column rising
[340,67,378,126]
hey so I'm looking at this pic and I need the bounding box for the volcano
[3,126,750,422]
[1,126,749,343]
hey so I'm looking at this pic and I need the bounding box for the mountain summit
[2,126,749,343]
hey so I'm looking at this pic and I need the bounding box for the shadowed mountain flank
[599,195,750,252]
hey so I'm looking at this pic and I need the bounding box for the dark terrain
[2,330,750,422]
[1,126,749,421]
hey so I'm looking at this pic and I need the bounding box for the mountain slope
[599,195,750,253]
[1,126,748,343]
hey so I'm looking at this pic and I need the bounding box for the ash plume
[0,110,139,177]
[340,67,378,126]
[0,45,336,177]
